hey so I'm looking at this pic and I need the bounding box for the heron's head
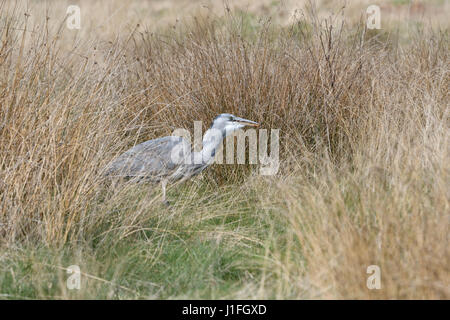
[210,113,259,136]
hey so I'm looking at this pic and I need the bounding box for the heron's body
[104,136,203,182]
[104,113,259,203]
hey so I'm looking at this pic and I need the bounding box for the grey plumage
[104,136,199,182]
[103,113,259,203]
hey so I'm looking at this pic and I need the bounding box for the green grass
[0,180,276,299]
[392,0,412,5]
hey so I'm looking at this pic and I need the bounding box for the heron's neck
[193,127,226,165]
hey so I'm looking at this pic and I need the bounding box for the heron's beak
[233,116,259,127]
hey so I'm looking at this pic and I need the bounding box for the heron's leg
[161,179,167,201]
[161,179,170,206]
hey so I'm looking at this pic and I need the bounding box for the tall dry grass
[0,0,448,299]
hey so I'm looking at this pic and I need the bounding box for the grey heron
[104,113,259,203]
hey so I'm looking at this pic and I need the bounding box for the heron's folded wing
[105,136,191,179]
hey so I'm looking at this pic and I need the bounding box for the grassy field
[0,0,448,299]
